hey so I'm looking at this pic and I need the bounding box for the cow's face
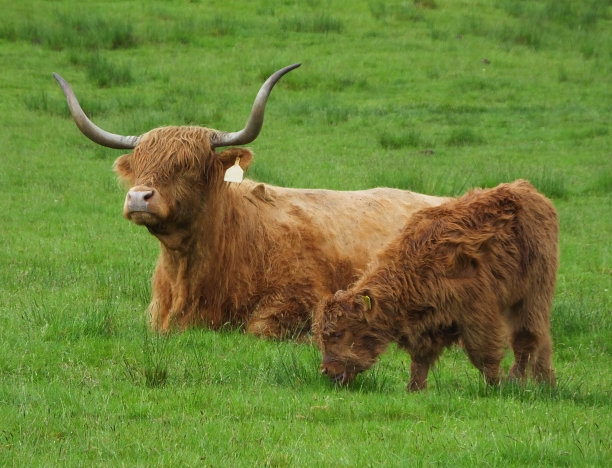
[54,65,298,244]
[113,126,253,245]
[313,290,385,385]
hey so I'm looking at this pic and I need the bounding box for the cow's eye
[329,330,345,340]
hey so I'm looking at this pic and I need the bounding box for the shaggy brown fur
[114,126,446,338]
[313,180,558,390]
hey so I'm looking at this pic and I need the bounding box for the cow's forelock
[115,126,222,237]
[130,126,216,183]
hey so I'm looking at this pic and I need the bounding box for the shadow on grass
[123,328,171,388]
[432,366,611,408]
[270,342,396,394]
[273,340,611,407]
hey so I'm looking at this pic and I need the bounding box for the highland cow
[314,180,558,391]
[54,64,447,338]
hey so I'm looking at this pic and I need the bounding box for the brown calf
[313,180,558,390]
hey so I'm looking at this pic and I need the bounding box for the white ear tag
[224,157,243,183]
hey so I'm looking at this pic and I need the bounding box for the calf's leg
[461,314,506,385]
[408,359,431,391]
[532,333,556,387]
[508,297,556,386]
[509,328,538,382]
[406,335,454,391]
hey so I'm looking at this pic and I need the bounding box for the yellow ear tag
[362,295,372,310]
[224,157,243,183]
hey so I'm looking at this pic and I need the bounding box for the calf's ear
[356,295,372,310]
[354,291,380,326]
[113,154,135,186]
[355,291,374,314]
[217,148,254,172]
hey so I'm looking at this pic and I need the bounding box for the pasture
[1,0,611,465]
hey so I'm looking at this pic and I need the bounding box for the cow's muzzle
[125,188,154,213]
[320,361,357,386]
[123,186,170,226]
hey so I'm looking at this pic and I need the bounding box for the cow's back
[355,179,559,313]
[262,185,447,272]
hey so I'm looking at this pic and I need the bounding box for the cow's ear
[354,290,374,316]
[217,148,254,172]
[355,294,372,311]
[113,154,135,185]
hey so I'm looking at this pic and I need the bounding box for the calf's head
[313,290,387,385]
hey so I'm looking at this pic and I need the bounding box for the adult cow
[54,64,446,338]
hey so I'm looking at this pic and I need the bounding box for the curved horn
[211,63,301,148]
[53,73,140,149]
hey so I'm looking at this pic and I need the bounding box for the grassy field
[1,0,611,465]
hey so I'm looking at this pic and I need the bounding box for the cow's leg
[461,312,506,385]
[408,358,432,391]
[148,292,173,331]
[245,315,278,338]
[509,329,556,386]
[508,328,538,382]
[463,342,504,386]
[405,333,454,391]
[508,297,556,386]
[532,333,556,387]
[247,297,312,340]
[401,326,460,391]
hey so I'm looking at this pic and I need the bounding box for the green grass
[1,0,611,466]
